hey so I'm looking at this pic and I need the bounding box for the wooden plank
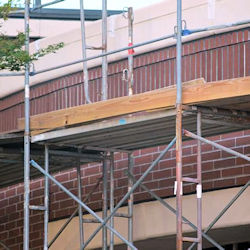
[18,77,250,132]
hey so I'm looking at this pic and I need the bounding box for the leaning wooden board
[18,77,250,133]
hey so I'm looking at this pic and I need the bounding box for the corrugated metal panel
[0,28,249,132]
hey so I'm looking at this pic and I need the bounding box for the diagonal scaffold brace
[126,172,224,250]
[30,160,137,250]
[81,137,177,249]
[188,180,250,250]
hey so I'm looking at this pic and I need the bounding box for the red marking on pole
[128,42,135,55]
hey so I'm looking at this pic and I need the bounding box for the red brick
[115,159,129,170]
[153,188,173,198]
[5,221,16,231]
[202,181,213,190]
[6,188,16,197]
[114,152,122,161]
[84,166,100,176]
[202,170,221,180]
[214,158,235,169]
[182,165,195,175]
[6,204,17,214]
[0,231,8,240]
[159,159,176,169]
[31,222,43,232]
[152,169,171,179]
[55,191,68,201]
[221,167,243,177]
[69,170,77,179]
[141,147,158,155]
[159,178,175,188]
[202,162,213,171]
[202,151,221,161]
[54,208,70,219]
[60,199,74,209]
[30,239,43,248]
[236,136,250,146]
[244,166,250,174]
[9,228,20,238]
[153,150,171,161]
[193,143,213,154]
[141,181,158,190]
[222,147,243,158]
[134,154,152,166]
[244,145,250,154]
[221,131,243,139]
[30,180,42,190]
[55,172,69,182]
[218,139,235,148]
[134,192,151,202]
[243,130,250,136]
[113,169,124,179]
[30,188,44,198]
[214,178,235,189]
[236,157,249,166]
[116,177,128,188]
[183,183,196,194]
[140,163,152,173]
[89,192,102,202]
[236,176,250,185]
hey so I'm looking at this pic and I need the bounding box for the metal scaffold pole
[102,156,108,249]
[101,0,108,100]
[127,7,134,96]
[196,112,202,250]
[127,153,134,249]
[23,0,30,249]
[77,162,84,249]
[80,0,91,104]
[44,145,49,250]
[175,0,183,249]
[109,153,115,250]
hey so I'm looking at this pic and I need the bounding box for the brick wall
[0,28,249,132]
[0,130,249,250]
[0,28,249,249]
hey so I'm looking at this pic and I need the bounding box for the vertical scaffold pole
[23,0,30,249]
[109,152,114,250]
[102,156,108,249]
[197,112,202,250]
[44,145,49,250]
[80,0,91,104]
[175,0,183,249]
[128,153,134,249]
[127,7,134,96]
[77,162,84,249]
[101,0,108,100]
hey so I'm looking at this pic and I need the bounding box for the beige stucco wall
[1,0,250,98]
[48,186,250,249]
[0,18,81,38]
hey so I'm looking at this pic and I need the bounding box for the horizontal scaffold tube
[184,130,250,162]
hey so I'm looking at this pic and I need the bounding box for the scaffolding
[0,0,250,250]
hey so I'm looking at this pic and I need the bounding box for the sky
[40,0,164,10]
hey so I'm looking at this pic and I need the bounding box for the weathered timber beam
[18,77,250,132]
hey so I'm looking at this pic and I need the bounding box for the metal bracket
[122,68,129,82]
[174,19,188,38]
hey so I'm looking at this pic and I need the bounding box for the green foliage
[0,0,15,20]
[0,0,65,71]
[0,33,64,71]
